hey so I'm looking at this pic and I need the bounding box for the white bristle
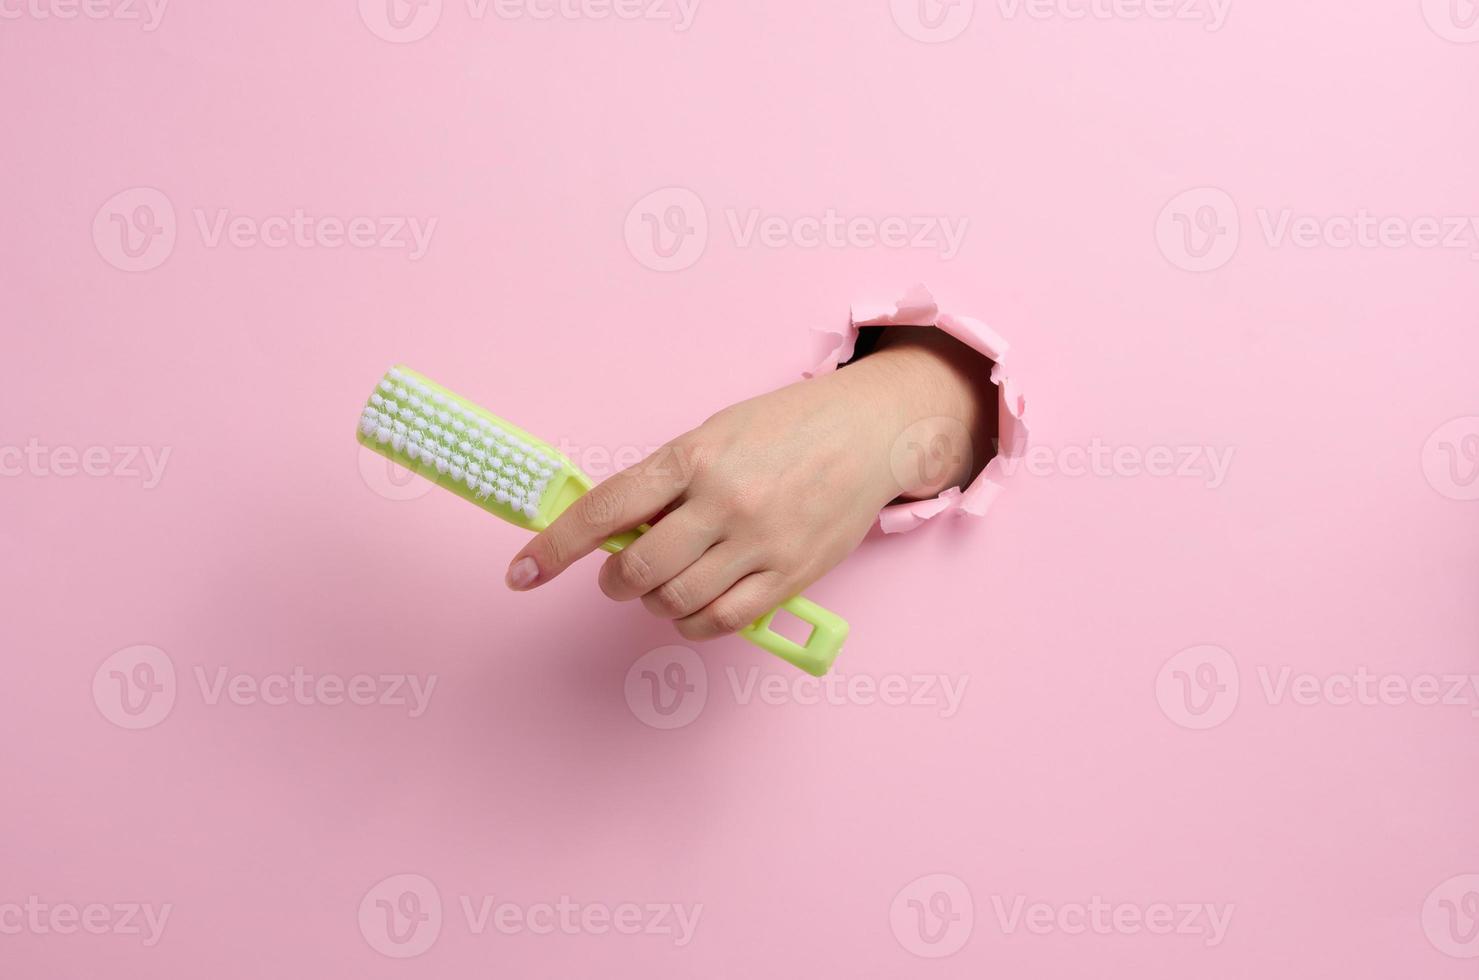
[389,368,404,381]
[366,371,559,523]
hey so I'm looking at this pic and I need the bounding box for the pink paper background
[3,1,1478,977]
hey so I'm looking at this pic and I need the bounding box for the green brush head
[357,366,592,532]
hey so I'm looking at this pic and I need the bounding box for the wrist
[839,328,996,499]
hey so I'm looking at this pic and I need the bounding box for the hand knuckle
[615,549,653,591]
[672,437,714,481]
[639,444,683,483]
[542,531,569,568]
[722,481,766,521]
[652,580,689,617]
[709,603,747,636]
[582,485,621,528]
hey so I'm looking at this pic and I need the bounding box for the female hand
[503,329,995,640]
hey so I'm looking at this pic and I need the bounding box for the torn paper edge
[805,283,1029,534]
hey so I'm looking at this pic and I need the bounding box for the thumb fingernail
[505,556,539,591]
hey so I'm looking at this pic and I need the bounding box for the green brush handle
[597,531,847,677]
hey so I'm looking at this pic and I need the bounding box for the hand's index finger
[504,451,687,590]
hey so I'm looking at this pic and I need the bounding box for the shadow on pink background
[2,1,1478,976]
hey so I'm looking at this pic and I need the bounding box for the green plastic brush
[357,366,848,676]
